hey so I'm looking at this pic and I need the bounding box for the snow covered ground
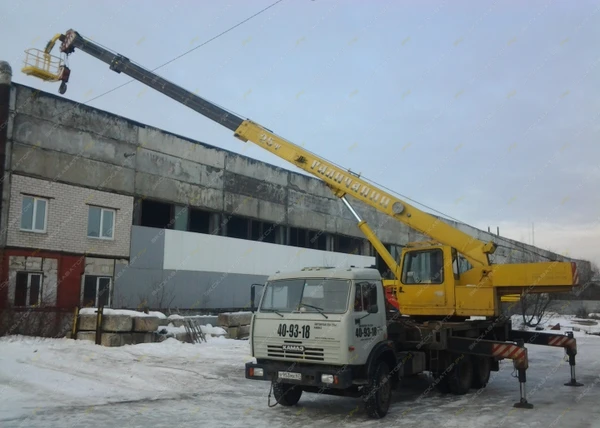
[1,314,600,428]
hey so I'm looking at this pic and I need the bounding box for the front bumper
[245,361,354,389]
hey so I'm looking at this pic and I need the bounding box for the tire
[273,382,302,406]
[471,356,492,389]
[362,361,393,419]
[447,354,473,395]
[433,372,451,394]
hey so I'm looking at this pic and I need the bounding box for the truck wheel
[273,382,302,406]
[433,372,451,394]
[362,361,392,418]
[447,355,473,395]
[471,356,491,389]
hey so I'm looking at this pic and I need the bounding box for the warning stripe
[572,262,579,285]
[491,344,526,360]
[547,335,576,348]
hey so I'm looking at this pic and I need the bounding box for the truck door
[399,248,448,309]
[352,281,386,360]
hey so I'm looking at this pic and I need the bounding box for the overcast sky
[1,0,599,267]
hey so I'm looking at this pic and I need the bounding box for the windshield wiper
[262,308,284,317]
[298,303,329,319]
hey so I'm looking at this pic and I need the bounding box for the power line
[67,0,286,107]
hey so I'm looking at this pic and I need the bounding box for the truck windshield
[259,278,351,314]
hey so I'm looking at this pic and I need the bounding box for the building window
[87,206,115,239]
[20,196,48,233]
[82,275,111,307]
[14,272,43,307]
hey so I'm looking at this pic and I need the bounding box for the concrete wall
[6,174,133,258]
[5,83,592,281]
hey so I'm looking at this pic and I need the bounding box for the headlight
[321,374,334,384]
[250,368,264,377]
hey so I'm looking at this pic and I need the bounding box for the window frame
[87,206,116,240]
[400,248,445,285]
[14,271,44,307]
[81,275,112,308]
[20,196,48,233]
[353,281,378,312]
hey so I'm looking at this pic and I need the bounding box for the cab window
[401,249,444,284]
[354,282,377,312]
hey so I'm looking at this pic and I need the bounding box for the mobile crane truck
[22,30,584,419]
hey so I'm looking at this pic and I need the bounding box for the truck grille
[267,341,325,361]
[254,337,340,363]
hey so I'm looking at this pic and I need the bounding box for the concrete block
[78,314,98,331]
[194,316,218,326]
[102,333,132,347]
[103,315,133,332]
[133,316,160,332]
[238,325,251,337]
[218,312,252,327]
[76,331,96,342]
[132,332,156,344]
[78,314,133,332]
[227,327,239,339]
[175,332,192,343]
[170,319,185,327]
[76,332,133,347]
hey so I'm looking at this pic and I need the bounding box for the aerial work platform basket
[22,48,70,93]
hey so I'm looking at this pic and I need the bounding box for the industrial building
[0,63,592,314]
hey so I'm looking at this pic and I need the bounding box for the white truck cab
[245,266,418,418]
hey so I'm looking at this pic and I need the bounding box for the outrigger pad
[513,400,534,409]
[564,380,584,387]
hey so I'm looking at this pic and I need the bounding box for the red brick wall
[0,249,85,309]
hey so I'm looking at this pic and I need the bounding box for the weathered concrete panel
[224,192,259,218]
[289,172,336,199]
[135,148,223,189]
[135,171,223,210]
[223,171,286,205]
[288,189,341,217]
[15,86,138,143]
[12,115,137,167]
[287,206,328,232]
[138,126,225,169]
[11,142,135,194]
[225,153,288,186]
[258,200,287,224]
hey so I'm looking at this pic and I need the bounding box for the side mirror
[250,283,264,313]
[368,304,378,314]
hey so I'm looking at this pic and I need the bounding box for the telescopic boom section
[54,29,496,267]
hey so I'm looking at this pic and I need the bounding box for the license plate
[278,371,302,380]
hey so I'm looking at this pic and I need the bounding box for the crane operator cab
[395,244,472,315]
